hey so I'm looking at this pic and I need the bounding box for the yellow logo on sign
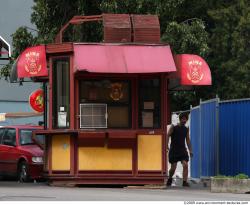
[187,60,204,83]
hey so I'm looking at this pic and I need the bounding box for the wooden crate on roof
[131,15,160,43]
[103,14,132,43]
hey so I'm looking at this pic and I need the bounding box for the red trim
[78,132,106,147]
[75,72,159,79]
[38,129,163,137]
[70,135,74,175]
[49,58,53,130]
[134,135,138,176]
[48,136,52,175]
[47,177,165,185]
[46,43,73,54]
[70,55,74,129]
[43,136,49,171]
[133,76,139,176]
[131,78,136,129]
[107,131,136,148]
[75,79,79,129]
[75,132,80,175]
[51,171,71,174]
[162,74,167,174]
[78,171,132,175]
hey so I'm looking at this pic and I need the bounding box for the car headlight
[32,156,43,163]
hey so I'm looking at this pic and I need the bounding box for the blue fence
[190,98,250,178]
[190,106,201,178]
[190,99,218,178]
[219,99,250,177]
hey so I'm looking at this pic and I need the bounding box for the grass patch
[213,173,249,179]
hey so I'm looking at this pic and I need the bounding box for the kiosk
[11,14,211,185]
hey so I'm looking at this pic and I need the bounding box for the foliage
[162,19,209,57]
[11,27,36,59]
[208,0,250,100]
[234,173,249,179]
[4,0,250,111]
[31,0,103,43]
[0,61,12,80]
[214,173,249,179]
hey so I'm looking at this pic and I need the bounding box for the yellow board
[78,147,132,170]
[51,135,71,170]
[138,135,162,171]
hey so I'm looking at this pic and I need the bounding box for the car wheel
[17,161,29,182]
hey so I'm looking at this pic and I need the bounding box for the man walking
[166,112,193,187]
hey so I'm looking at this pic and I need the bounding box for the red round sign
[29,89,44,113]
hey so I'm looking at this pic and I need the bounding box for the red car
[0,125,44,182]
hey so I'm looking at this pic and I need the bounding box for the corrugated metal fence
[190,99,219,178]
[190,98,250,178]
[219,99,250,177]
[190,106,200,178]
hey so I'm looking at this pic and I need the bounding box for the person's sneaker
[182,181,190,187]
[166,178,173,186]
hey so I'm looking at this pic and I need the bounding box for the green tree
[6,0,214,111]
[208,0,250,99]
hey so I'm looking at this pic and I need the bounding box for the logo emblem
[187,60,204,83]
[29,89,44,113]
[110,83,123,101]
[25,52,42,75]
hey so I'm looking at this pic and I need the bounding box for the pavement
[0,179,250,201]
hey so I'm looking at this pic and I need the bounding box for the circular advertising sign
[29,89,44,113]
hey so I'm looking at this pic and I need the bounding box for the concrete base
[211,177,250,194]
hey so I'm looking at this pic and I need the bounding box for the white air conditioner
[80,103,107,128]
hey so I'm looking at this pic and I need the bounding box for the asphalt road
[0,181,250,201]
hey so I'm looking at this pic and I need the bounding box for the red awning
[15,45,48,79]
[173,54,212,85]
[74,44,176,73]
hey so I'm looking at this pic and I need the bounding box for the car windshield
[19,129,44,146]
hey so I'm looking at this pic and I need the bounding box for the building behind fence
[190,98,250,178]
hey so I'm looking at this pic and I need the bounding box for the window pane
[80,80,130,103]
[0,129,5,144]
[79,80,131,128]
[108,106,129,128]
[3,129,16,146]
[19,130,34,145]
[52,58,70,128]
[139,78,161,128]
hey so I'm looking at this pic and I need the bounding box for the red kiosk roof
[11,44,212,86]
[73,44,176,73]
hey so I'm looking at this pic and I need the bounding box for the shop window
[52,57,70,129]
[139,78,161,128]
[79,80,131,128]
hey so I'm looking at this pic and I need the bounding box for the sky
[0,0,35,45]
[0,0,40,101]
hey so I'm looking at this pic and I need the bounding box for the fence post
[215,96,220,176]
[199,99,202,178]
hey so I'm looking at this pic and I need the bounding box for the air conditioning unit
[80,104,107,128]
